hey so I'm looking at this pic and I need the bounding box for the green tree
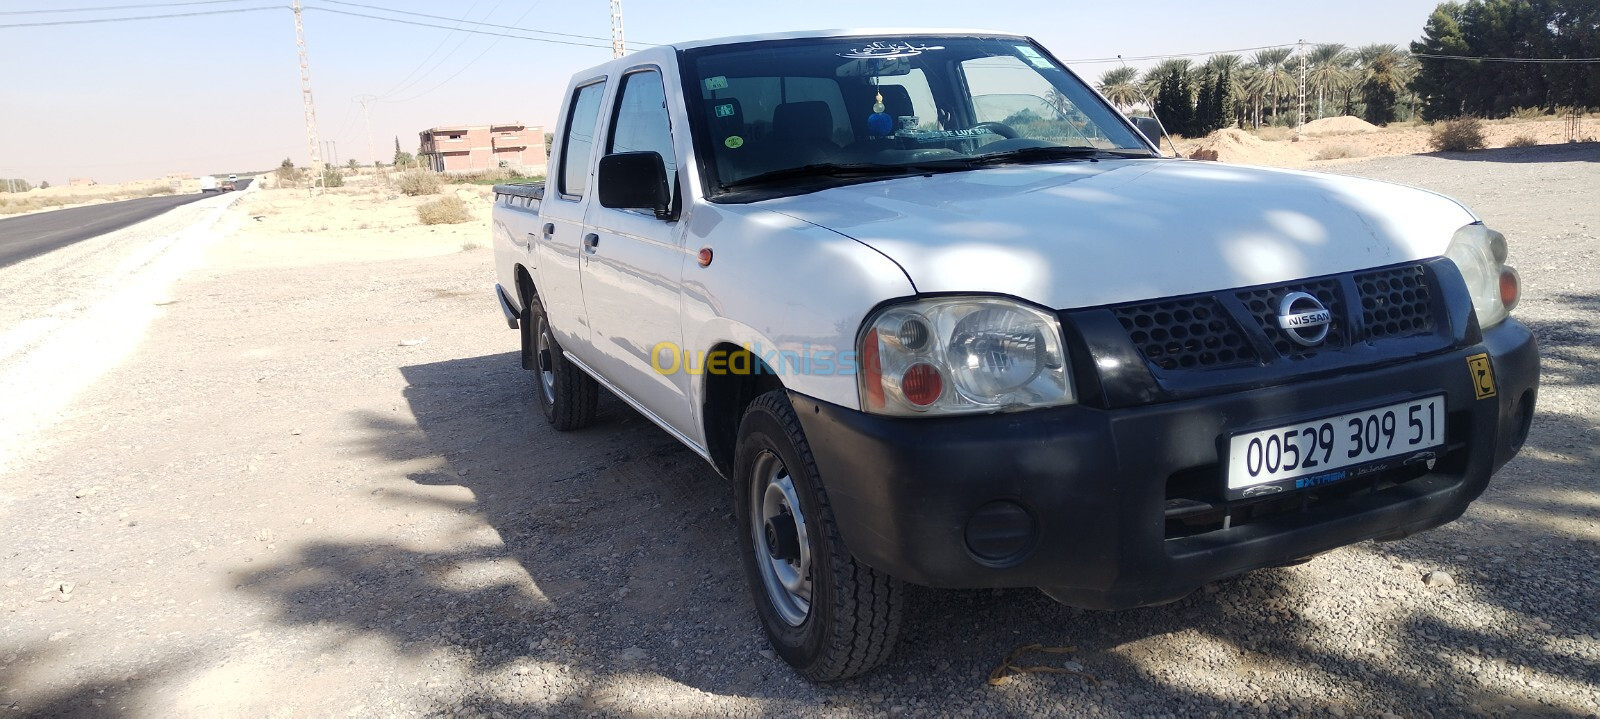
[1151,60,1196,136]
[1096,66,1142,110]
[346,158,359,171]
[1308,44,1355,119]
[39,180,50,189]
[393,136,415,168]
[1251,47,1296,124]
[1357,44,1414,125]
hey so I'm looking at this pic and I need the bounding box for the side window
[608,70,678,201]
[560,81,607,197]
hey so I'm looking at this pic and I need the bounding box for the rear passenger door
[535,78,607,354]
[582,67,694,434]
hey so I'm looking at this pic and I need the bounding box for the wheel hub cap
[750,450,812,626]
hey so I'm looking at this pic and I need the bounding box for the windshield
[682,35,1153,197]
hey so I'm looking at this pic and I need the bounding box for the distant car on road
[222,174,237,192]
[199,176,219,193]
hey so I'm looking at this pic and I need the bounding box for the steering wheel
[972,121,1019,139]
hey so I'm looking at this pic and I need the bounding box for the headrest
[772,101,834,142]
[874,84,914,118]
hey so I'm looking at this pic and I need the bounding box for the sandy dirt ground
[1179,117,1594,167]
[0,145,1597,717]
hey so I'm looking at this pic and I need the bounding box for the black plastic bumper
[791,319,1539,610]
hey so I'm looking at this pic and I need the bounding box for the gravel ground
[1,144,1596,717]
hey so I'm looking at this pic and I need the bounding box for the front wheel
[523,294,598,431]
[734,390,904,681]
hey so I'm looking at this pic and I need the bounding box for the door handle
[542,223,555,238]
[583,233,600,254]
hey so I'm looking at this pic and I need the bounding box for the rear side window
[560,81,607,197]
[608,70,678,200]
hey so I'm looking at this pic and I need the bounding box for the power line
[0,0,254,15]
[312,0,656,46]
[382,0,546,104]
[299,6,615,50]
[369,0,487,101]
[0,6,279,28]
[376,0,506,101]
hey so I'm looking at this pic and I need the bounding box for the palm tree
[1203,54,1244,127]
[1096,66,1142,110]
[1251,47,1295,124]
[1307,43,1352,119]
[1354,44,1413,125]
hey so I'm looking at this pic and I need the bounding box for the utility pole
[1296,39,1307,131]
[354,95,378,168]
[292,0,324,190]
[609,0,625,59]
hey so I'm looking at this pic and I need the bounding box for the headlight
[1445,223,1519,329]
[859,297,1075,416]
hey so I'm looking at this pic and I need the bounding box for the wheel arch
[702,342,785,477]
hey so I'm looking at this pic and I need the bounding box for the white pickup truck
[491,29,1538,680]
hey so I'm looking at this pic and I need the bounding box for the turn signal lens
[1499,266,1520,312]
[862,329,885,410]
[901,363,943,406]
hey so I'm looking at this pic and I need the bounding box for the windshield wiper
[720,162,957,190]
[964,146,1154,166]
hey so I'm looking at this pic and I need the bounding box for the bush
[322,168,345,188]
[1504,134,1539,148]
[417,196,471,225]
[1429,117,1487,152]
[1313,144,1366,160]
[1508,106,1545,121]
[397,171,441,196]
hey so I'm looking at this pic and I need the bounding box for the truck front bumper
[791,319,1538,610]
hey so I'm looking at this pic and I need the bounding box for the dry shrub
[1313,144,1366,160]
[1508,106,1545,121]
[417,196,471,225]
[397,171,441,196]
[1430,117,1487,152]
[1504,134,1539,148]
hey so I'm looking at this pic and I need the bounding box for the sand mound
[1301,116,1379,136]
[1188,128,1309,166]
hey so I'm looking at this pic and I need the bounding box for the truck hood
[761,160,1476,309]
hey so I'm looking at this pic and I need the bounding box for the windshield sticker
[724,135,744,149]
[839,41,945,59]
[1014,45,1055,69]
[704,75,729,91]
[713,103,736,118]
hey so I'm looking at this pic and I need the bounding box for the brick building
[418,123,544,173]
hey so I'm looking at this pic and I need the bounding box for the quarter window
[608,70,678,201]
[560,81,608,197]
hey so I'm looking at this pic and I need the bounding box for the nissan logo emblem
[1276,291,1332,347]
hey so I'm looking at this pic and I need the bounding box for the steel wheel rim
[536,317,556,406]
[750,449,812,626]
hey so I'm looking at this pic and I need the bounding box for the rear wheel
[734,390,903,681]
[523,293,597,431]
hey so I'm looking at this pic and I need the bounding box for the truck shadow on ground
[230,350,1598,715]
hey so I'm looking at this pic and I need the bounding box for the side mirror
[598,152,672,219]
[1131,116,1166,151]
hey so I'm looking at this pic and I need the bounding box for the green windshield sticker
[704,75,729,91]
[724,135,744,149]
[714,103,736,118]
[1015,45,1054,69]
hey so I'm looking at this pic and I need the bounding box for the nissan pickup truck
[490,29,1538,681]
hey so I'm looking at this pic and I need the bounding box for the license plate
[1225,395,1446,498]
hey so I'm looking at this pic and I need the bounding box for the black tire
[522,292,598,431]
[733,390,903,681]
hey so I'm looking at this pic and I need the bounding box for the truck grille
[1356,265,1433,339]
[1112,298,1257,371]
[1105,262,1441,375]
[1236,276,1347,358]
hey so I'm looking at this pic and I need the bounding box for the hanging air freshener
[866,79,894,137]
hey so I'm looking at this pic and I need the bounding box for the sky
[0,0,1450,184]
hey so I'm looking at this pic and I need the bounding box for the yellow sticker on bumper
[1467,353,1496,399]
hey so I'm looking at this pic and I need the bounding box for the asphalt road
[0,180,250,269]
